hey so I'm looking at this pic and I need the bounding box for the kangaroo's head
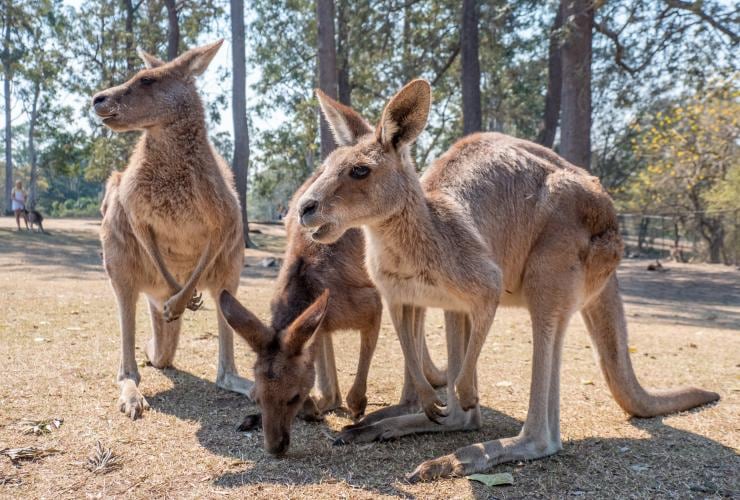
[91,40,223,132]
[218,290,329,456]
[296,80,431,243]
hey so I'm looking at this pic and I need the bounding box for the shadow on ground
[618,260,740,329]
[148,369,737,497]
[0,227,102,277]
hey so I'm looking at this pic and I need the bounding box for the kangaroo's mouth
[311,223,332,240]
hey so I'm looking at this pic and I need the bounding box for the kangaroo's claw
[187,290,203,311]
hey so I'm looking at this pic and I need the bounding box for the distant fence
[618,209,740,265]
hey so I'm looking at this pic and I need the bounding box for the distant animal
[219,171,445,456]
[93,40,250,420]
[23,209,45,233]
[295,79,719,480]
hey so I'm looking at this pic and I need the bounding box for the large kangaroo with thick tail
[295,79,719,480]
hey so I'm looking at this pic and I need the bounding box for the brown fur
[297,80,719,480]
[219,171,445,455]
[94,41,251,420]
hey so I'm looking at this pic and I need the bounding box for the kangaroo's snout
[298,199,318,226]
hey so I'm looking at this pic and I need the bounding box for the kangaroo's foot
[335,409,478,445]
[216,371,254,398]
[314,390,342,415]
[342,401,419,430]
[407,432,562,482]
[119,380,149,420]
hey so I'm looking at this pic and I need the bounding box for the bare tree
[3,0,13,214]
[316,0,338,159]
[231,0,253,247]
[460,0,481,135]
[536,3,563,148]
[559,0,593,169]
[164,0,180,60]
[336,0,351,106]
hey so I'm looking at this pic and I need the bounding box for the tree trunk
[123,0,136,73]
[27,82,39,209]
[3,0,11,215]
[336,0,351,106]
[461,0,481,135]
[316,0,338,160]
[559,0,593,169]
[536,3,563,148]
[164,0,179,60]
[230,0,253,247]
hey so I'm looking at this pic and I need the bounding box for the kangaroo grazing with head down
[93,40,252,419]
[295,80,719,480]
[218,170,446,455]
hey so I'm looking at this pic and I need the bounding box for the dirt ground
[0,216,738,499]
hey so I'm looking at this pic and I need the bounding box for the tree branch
[663,0,739,43]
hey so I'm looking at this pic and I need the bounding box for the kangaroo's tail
[581,275,719,417]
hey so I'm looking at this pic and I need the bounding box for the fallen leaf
[628,346,638,353]
[581,380,594,386]
[468,472,514,487]
[86,441,122,474]
[18,418,63,435]
[0,446,62,463]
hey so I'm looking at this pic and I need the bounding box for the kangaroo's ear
[172,39,223,77]
[377,79,431,150]
[138,48,165,69]
[316,90,373,147]
[219,290,272,353]
[281,290,329,357]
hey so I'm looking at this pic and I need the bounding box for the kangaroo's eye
[140,77,156,85]
[349,165,370,180]
[287,394,300,406]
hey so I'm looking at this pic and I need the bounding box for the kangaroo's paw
[237,413,262,431]
[298,397,324,422]
[118,384,149,420]
[186,290,203,311]
[314,391,342,415]
[345,388,368,420]
[163,294,186,323]
[454,378,479,411]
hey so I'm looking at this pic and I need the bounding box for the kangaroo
[295,80,719,480]
[218,170,445,455]
[93,40,252,420]
[23,209,45,233]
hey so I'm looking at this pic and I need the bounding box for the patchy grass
[0,216,738,498]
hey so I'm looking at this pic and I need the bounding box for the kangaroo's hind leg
[145,297,182,368]
[213,283,254,397]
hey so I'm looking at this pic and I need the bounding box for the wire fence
[618,209,740,265]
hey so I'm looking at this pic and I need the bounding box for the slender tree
[536,3,563,148]
[560,0,594,169]
[164,0,179,60]
[231,0,253,246]
[336,0,351,106]
[460,0,481,135]
[316,0,338,159]
[3,2,12,214]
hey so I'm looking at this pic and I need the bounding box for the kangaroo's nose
[299,199,318,219]
[92,94,107,106]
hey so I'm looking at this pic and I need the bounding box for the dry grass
[0,216,738,499]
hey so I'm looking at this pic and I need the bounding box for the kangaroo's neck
[140,102,213,172]
[365,170,441,268]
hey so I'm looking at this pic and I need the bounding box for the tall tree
[560,0,594,169]
[316,0,338,159]
[164,0,179,60]
[2,0,13,214]
[536,3,563,148]
[460,0,481,135]
[231,0,253,247]
[335,0,351,106]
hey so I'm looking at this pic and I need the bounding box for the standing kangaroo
[218,169,445,455]
[295,80,719,480]
[94,40,252,420]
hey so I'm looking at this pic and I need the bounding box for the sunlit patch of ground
[1,216,738,498]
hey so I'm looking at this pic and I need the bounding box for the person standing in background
[11,180,29,231]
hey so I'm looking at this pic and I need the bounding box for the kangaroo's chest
[365,238,469,312]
